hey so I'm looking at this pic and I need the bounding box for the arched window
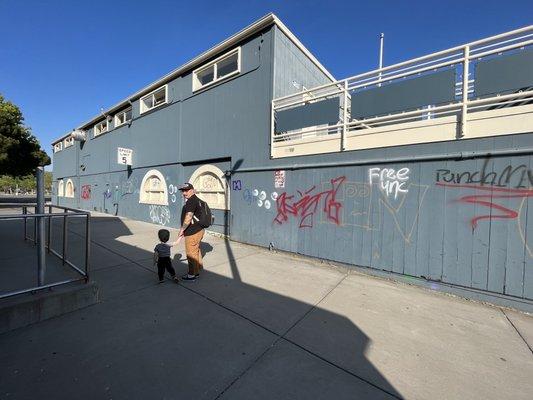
[57,180,64,197]
[65,179,75,198]
[139,169,168,205]
[189,164,228,210]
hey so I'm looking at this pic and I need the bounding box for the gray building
[52,14,533,310]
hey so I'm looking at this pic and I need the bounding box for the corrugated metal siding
[230,144,533,301]
[273,26,333,99]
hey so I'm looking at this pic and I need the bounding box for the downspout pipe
[227,147,533,174]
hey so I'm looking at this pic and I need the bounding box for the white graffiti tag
[368,167,410,199]
[149,205,171,226]
[168,184,178,203]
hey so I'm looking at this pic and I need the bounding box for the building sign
[274,170,285,188]
[117,147,133,165]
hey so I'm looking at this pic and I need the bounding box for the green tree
[0,94,50,176]
[45,171,52,192]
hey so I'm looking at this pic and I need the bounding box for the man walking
[178,183,204,281]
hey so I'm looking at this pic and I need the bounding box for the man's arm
[179,211,194,237]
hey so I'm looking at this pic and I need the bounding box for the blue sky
[1,0,531,168]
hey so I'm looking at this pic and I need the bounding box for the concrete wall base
[0,282,99,334]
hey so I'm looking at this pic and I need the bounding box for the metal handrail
[271,25,533,152]
[0,204,91,300]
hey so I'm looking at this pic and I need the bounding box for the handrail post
[460,45,470,139]
[47,205,52,253]
[23,206,27,241]
[62,213,68,265]
[342,79,348,151]
[33,206,37,244]
[85,214,90,282]
[36,167,46,286]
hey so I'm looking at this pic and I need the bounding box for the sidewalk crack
[501,309,533,355]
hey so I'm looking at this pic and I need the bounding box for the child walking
[154,229,181,283]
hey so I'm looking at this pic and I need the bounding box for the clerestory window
[193,48,241,92]
[140,86,167,114]
[114,107,132,127]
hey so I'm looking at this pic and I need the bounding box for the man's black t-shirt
[180,194,204,236]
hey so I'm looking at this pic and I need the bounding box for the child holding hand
[154,229,182,283]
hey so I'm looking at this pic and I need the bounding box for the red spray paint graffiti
[81,185,91,200]
[274,176,345,228]
[436,183,533,228]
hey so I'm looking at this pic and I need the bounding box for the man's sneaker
[158,279,165,284]
[182,274,197,281]
[172,276,179,282]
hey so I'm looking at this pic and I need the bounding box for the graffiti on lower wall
[436,160,533,257]
[81,185,91,200]
[368,167,410,199]
[274,176,345,228]
[243,188,275,210]
[120,177,138,198]
[168,184,178,203]
[149,205,171,226]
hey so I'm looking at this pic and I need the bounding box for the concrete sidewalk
[0,213,532,399]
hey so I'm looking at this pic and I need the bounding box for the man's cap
[179,183,194,191]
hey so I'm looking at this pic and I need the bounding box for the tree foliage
[0,172,52,194]
[0,94,50,176]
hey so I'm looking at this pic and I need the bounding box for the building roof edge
[52,13,335,145]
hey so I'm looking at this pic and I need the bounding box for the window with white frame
[57,180,64,197]
[64,136,74,148]
[65,179,75,198]
[140,86,167,114]
[193,48,241,92]
[94,120,108,137]
[139,169,168,205]
[54,142,63,152]
[114,107,132,127]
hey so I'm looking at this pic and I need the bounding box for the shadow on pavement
[0,214,402,400]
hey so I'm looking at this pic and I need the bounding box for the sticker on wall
[232,180,242,191]
[81,185,91,200]
[274,170,285,188]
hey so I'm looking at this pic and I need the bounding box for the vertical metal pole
[36,167,46,286]
[62,213,68,265]
[23,206,27,240]
[460,45,470,138]
[85,214,90,281]
[378,33,384,87]
[33,207,37,243]
[342,79,348,151]
[47,205,52,253]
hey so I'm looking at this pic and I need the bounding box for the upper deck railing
[271,25,533,158]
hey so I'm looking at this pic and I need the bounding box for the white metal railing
[271,25,533,153]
